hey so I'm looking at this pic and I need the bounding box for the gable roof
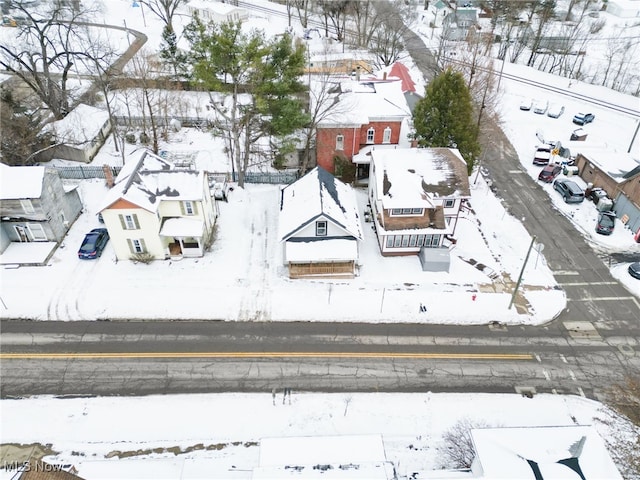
[99,150,205,213]
[279,167,362,241]
[19,459,85,480]
[471,426,622,479]
[0,164,45,200]
[371,148,471,209]
[388,62,416,93]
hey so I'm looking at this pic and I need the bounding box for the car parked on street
[78,228,110,259]
[533,145,553,165]
[519,98,533,111]
[572,112,595,125]
[629,262,640,280]
[533,100,548,114]
[547,104,565,118]
[538,164,562,183]
[595,211,616,235]
[553,179,585,203]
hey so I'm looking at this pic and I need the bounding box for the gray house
[0,164,82,264]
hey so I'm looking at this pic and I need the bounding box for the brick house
[315,78,412,182]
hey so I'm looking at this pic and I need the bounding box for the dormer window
[444,199,455,208]
[316,220,327,236]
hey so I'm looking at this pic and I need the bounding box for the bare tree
[293,0,312,29]
[436,417,490,469]
[139,0,188,34]
[128,50,164,154]
[526,0,557,67]
[368,2,410,68]
[0,0,99,119]
[317,0,352,42]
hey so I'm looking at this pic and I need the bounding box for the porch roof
[286,238,358,263]
[160,218,204,237]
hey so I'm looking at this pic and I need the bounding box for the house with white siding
[98,150,218,261]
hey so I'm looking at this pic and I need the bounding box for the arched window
[383,127,392,143]
[336,134,344,150]
[366,127,375,144]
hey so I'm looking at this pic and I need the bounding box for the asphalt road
[1,319,639,399]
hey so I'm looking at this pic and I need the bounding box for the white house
[368,147,471,261]
[279,166,362,278]
[98,150,218,261]
[187,0,250,23]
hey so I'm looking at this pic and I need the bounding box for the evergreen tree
[184,18,308,187]
[412,68,480,174]
[159,25,187,77]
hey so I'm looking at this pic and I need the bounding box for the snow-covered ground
[1,1,639,479]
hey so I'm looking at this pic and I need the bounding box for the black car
[538,164,562,183]
[572,112,595,125]
[595,211,616,235]
[78,228,110,259]
[629,262,640,280]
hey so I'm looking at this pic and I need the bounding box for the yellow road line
[0,352,534,360]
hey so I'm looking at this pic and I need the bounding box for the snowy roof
[99,150,205,213]
[576,147,640,184]
[47,104,109,145]
[0,164,45,199]
[160,218,204,237]
[470,425,623,479]
[388,62,417,93]
[317,79,411,127]
[253,434,391,479]
[285,238,358,262]
[279,167,363,241]
[371,148,471,209]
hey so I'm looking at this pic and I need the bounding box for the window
[444,199,455,208]
[128,238,146,254]
[120,214,139,230]
[316,220,327,236]
[336,134,344,150]
[416,235,425,247]
[27,223,47,241]
[394,235,402,247]
[20,199,34,214]
[409,235,417,247]
[411,208,422,215]
[391,208,403,216]
[401,235,410,247]
[183,201,195,215]
[402,208,412,214]
[382,127,391,144]
[386,236,394,248]
[366,128,375,144]
[391,208,421,217]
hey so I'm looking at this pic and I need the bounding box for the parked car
[533,145,553,165]
[572,112,595,125]
[533,100,548,114]
[538,164,562,183]
[629,262,640,280]
[595,211,616,235]
[553,179,585,203]
[519,98,533,111]
[209,175,230,201]
[547,104,565,118]
[78,228,110,259]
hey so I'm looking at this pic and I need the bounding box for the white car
[533,100,548,114]
[519,98,533,111]
[547,104,565,118]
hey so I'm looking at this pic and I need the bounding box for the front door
[14,225,29,242]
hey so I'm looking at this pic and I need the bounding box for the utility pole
[509,235,536,310]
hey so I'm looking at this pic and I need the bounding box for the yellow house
[98,150,218,261]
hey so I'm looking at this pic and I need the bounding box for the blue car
[78,228,109,259]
